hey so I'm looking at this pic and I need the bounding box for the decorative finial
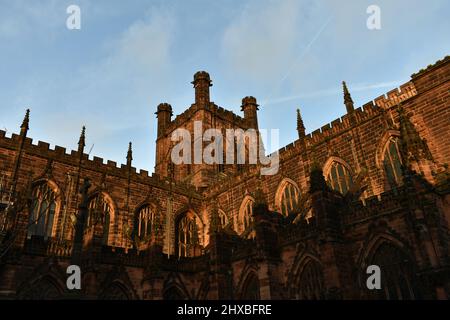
[78,126,86,152]
[297,108,305,138]
[127,142,133,166]
[20,109,30,133]
[342,81,354,113]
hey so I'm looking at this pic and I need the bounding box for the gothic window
[177,212,199,258]
[219,210,228,228]
[88,193,112,245]
[28,183,57,238]
[241,273,260,300]
[277,180,300,216]
[136,205,157,239]
[19,277,62,300]
[368,243,416,300]
[326,161,353,194]
[241,198,254,233]
[101,283,131,300]
[297,260,324,300]
[383,137,403,185]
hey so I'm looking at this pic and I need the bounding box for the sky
[0,0,449,172]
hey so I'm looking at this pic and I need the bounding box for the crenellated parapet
[161,102,249,137]
[0,129,199,197]
[373,82,418,109]
[267,100,385,163]
[341,189,406,225]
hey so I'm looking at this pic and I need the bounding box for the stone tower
[154,71,260,188]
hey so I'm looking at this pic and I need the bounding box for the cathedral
[0,56,449,300]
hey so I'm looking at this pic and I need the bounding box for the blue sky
[0,0,449,172]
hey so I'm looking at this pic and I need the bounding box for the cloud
[219,0,449,97]
[54,8,175,133]
[103,10,174,78]
[220,0,303,83]
[62,8,175,169]
[1,5,176,171]
[0,1,61,40]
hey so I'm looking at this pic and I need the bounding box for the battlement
[0,129,196,196]
[267,79,426,163]
[207,103,247,124]
[373,82,417,109]
[162,102,248,136]
[270,101,385,161]
[23,236,73,258]
[341,190,404,225]
[95,245,147,267]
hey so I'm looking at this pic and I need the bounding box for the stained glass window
[242,199,253,232]
[279,182,299,216]
[88,194,111,245]
[137,205,156,239]
[28,183,57,238]
[383,137,403,185]
[326,162,353,194]
[177,213,199,257]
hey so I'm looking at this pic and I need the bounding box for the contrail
[265,15,333,103]
[262,80,403,106]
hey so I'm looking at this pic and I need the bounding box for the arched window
[277,180,300,216]
[326,161,353,194]
[136,205,157,239]
[19,277,63,300]
[219,210,228,228]
[28,183,57,238]
[88,193,112,245]
[368,243,417,300]
[241,198,254,233]
[297,260,324,300]
[383,137,403,185]
[240,273,260,300]
[177,212,200,258]
[101,283,131,300]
